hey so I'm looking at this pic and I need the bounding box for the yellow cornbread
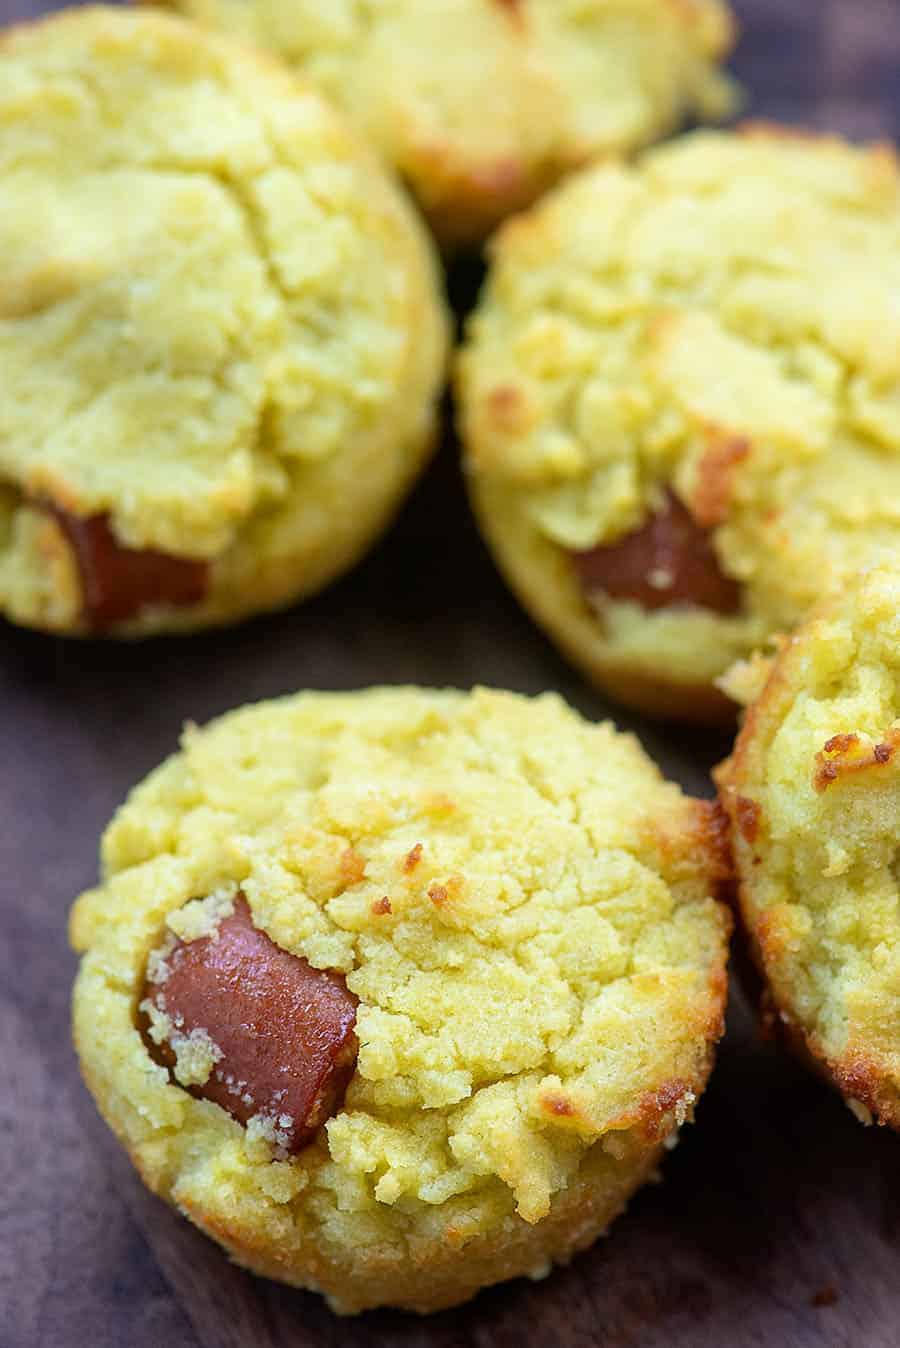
[149,0,738,247]
[71,686,730,1313]
[718,566,900,1128]
[457,128,900,719]
[0,7,448,636]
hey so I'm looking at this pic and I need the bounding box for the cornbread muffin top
[458,128,900,699]
[718,567,900,1126]
[72,687,729,1309]
[151,0,738,246]
[0,7,447,633]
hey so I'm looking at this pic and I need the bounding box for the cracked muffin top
[71,686,730,1311]
[150,0,738,247]
[0,6,447,636]
[718,565,900,1128]
[457,128,900,718]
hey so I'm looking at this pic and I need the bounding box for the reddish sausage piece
[49,508,209,630]
[572,492,741,615]
[142,895,358,1154]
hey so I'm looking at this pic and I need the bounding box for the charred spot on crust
[427,875,464,910]
[813,729,899,792]
[637,1078,693,1140]
[824,733,860,755]
[754,906,790,964]
[403,843,424,873]
[493,0,525,28]
[140,894,358,1154]
[735,795,761,844]
[339,847,366,887]
[692,799,735,900]
[830,1053,896,1126]
[541,1092,576,1118]
[48,507,209,631]
[572,492,741,617]
[815,762,840,789]
[691,434,750,528]
[486,385,522,419]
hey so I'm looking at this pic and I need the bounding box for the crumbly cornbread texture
[0,7,447,636]
[149,0,738,247]
[457,128,900,718]
[71,687,730,1313]
[718,567,900,1127]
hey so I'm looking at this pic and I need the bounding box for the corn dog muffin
[717,566,900,1128]
[71,686,731,1314]
[457,128,900,720]
[0,7,448,638]
[148,0,738,248]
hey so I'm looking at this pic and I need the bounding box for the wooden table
[2,2,899,1344]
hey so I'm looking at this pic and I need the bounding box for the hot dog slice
[572,492,741,615]
[142,895,358,1153]
[50,508,209,630]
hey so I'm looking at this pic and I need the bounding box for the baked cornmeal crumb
[457,128,900,717]
[71,687,730,1313]
[0,7,448,636]
[718,566,900,1127]
[149,0,738,247]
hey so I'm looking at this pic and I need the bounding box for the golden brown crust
[828,1054,900,1129]
[177,1139,665,1315]
[717,572,900,1130]
[731,911,900,1131]
[173,991,729,1315]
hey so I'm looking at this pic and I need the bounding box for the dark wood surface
[2,2,899,1345]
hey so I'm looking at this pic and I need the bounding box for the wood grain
[2,2,899,1345]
